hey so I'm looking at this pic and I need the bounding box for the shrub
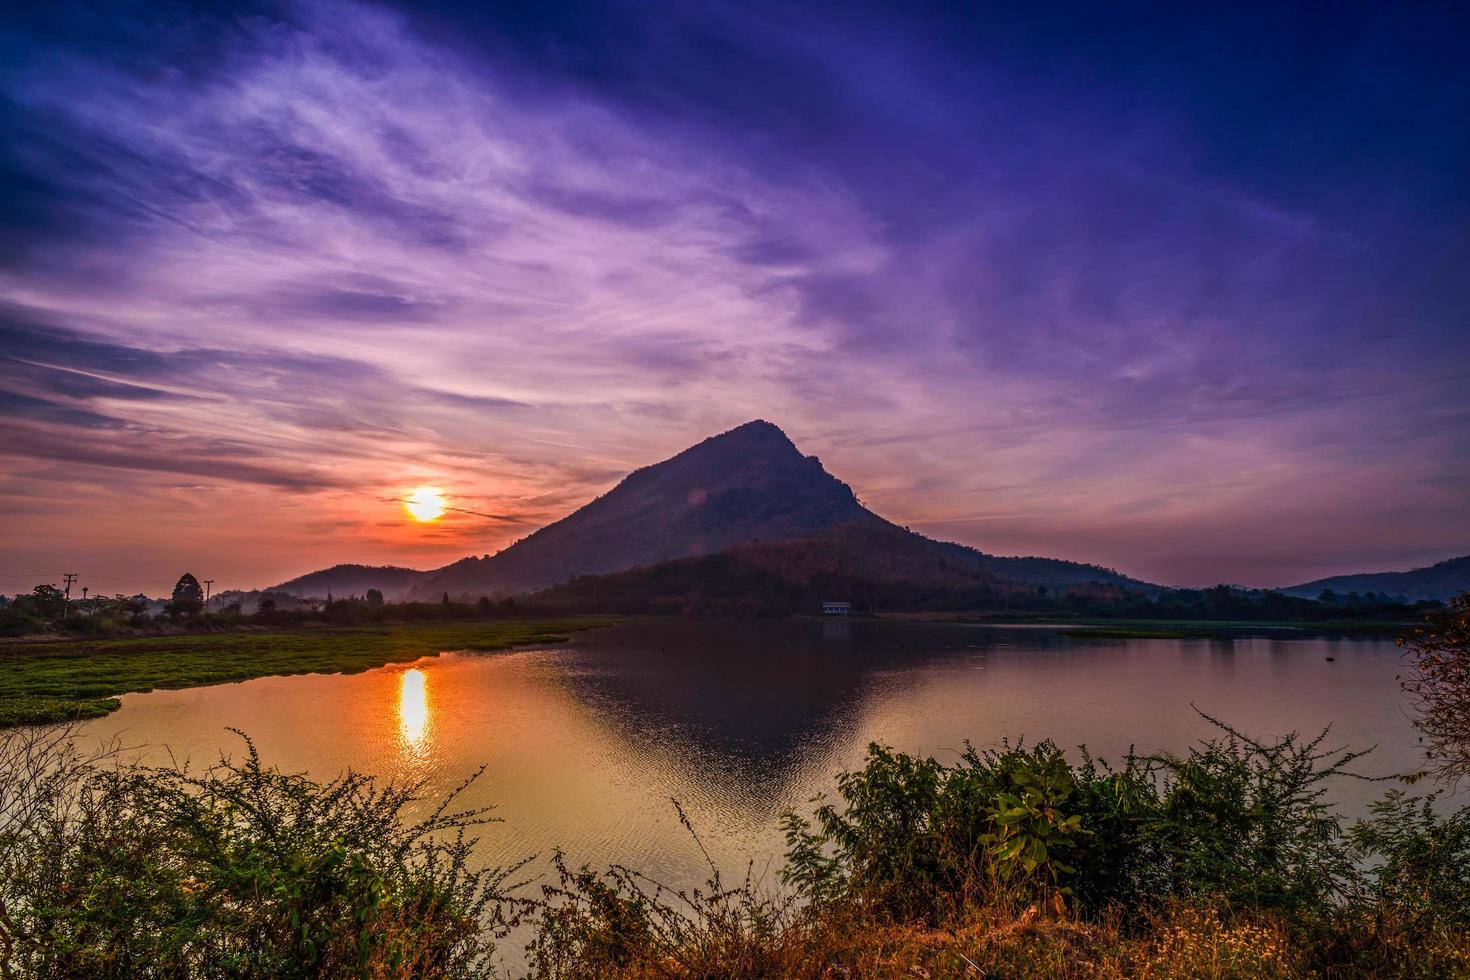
[1143,714,1371,913]
[0,728,522,978]
[1350,790,1470,926]
[783,740,1153,920]
[782,716,1374,923]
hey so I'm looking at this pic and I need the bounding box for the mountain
[409,419,1155,600]
[1281,554,1470,603]
[531,522,1035,615]
[409,420,886,598]
[270,564,425,600]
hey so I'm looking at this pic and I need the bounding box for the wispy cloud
[1,0,1466,592]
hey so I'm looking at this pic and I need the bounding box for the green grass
[0,619,611,728]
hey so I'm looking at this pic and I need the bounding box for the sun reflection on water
[398,668,431,753]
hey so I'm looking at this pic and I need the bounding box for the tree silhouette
[1401,593,1470,785]
[168,573,205,618]
[29,584,66,620]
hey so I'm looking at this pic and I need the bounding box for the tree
[167,574,205,618]
[1401,594,1470,784]
[28,585,66,620]
[365,589,384,608]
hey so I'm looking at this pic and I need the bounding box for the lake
[78,619,1417,923]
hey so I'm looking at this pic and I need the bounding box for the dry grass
[525,896,1470,979]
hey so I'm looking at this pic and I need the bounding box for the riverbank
[885,611,1412,638]
[0,618,612,728]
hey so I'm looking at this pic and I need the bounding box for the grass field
[0,619,611,728]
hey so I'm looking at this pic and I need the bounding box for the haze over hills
[1281,554,1470,603]
[269,421,1154,602]
[272,564,425,601]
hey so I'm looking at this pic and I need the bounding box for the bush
[782,739,1154,920]
[0,728,523,978]
[1144,714,1370,913]
[1350,790,1470,926]
[782,715,1374,922]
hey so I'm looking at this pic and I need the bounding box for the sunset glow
[398,668,430,750]
[404,488,447,523]
[0,1,1466,593]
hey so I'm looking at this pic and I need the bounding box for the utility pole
[203,579,214,613]
[62,572,78,619]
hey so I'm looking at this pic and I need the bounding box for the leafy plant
[1145,712,1373,912]
[977,746,1086,907]
[0,728,525,978]
[782,715,1378,924]
[1350,790,1470,926]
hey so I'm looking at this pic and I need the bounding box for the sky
[1,0,1467,596]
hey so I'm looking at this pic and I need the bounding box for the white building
[821,600,851,616]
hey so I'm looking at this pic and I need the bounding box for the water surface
[80,620,1418,901]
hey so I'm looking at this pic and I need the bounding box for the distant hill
[967,552,1152,592]
[270,564,425,600]
[406,420,1155,600]
[1281,554,1470,603]
[531,522,1031,615]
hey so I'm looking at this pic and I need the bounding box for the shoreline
[0,618,614,729]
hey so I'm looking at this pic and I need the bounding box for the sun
[404,486,447,522]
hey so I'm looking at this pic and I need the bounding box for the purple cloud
[0,0,1466,593]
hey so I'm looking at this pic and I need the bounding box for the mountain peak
[725,418,788,437]
[695,419,798,454]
